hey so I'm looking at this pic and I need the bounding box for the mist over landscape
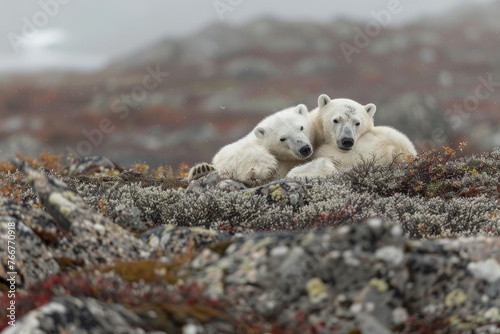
[1,0,499,168]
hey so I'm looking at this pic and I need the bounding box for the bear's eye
[280,138,286,142]
[355,122,360,126]
[333,119,339,124]
[300,126,304,131]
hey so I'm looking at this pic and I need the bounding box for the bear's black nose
[299,145,312,157]
[341,138,354,148]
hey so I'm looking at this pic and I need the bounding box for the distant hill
[1,2,500,167]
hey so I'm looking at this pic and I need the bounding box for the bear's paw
[246,158,278,183]
[187,162,216,182]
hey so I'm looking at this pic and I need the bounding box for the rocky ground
[0,147,499,333]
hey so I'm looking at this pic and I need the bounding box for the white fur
[286,157,337,179]
[212,104,314,183]
[287,95,416,178]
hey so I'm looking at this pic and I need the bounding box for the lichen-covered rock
[112,203,154,232]
[243,179,308,206]
[178,219,500,332]
[141,224,233,258]
[17,163,152,267]
[0,199,60,287]
[62,155,123,176]
[20,162,90,231]
[5,219,500,333]
[186,170,247,195]
[186,170,308,206]
[3,296,156,334]
[180,219,406,332]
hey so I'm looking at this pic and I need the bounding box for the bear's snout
[299,145,312,157]
[340,138,354,150]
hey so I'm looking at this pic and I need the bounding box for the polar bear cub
[287,94,416,178]
[212,104,314,184]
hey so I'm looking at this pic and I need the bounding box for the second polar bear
[212,104,314,184]
[287,94,416,178]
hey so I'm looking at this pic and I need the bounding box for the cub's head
[317,94,376,152]
[254,104,313,161]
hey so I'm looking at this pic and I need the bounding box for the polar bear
[287,94,416,178]
[211,104,314,184]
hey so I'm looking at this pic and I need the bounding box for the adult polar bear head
[253,104,313,161]
[314,94,376,152]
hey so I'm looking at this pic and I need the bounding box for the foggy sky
[0,0,496,72]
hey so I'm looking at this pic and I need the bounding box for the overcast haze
[0,0,496,72]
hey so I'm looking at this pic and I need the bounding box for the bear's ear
[364,103,377,117]
[294,104,308,115]
[254,127,266,139]
[318,94,331,108]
